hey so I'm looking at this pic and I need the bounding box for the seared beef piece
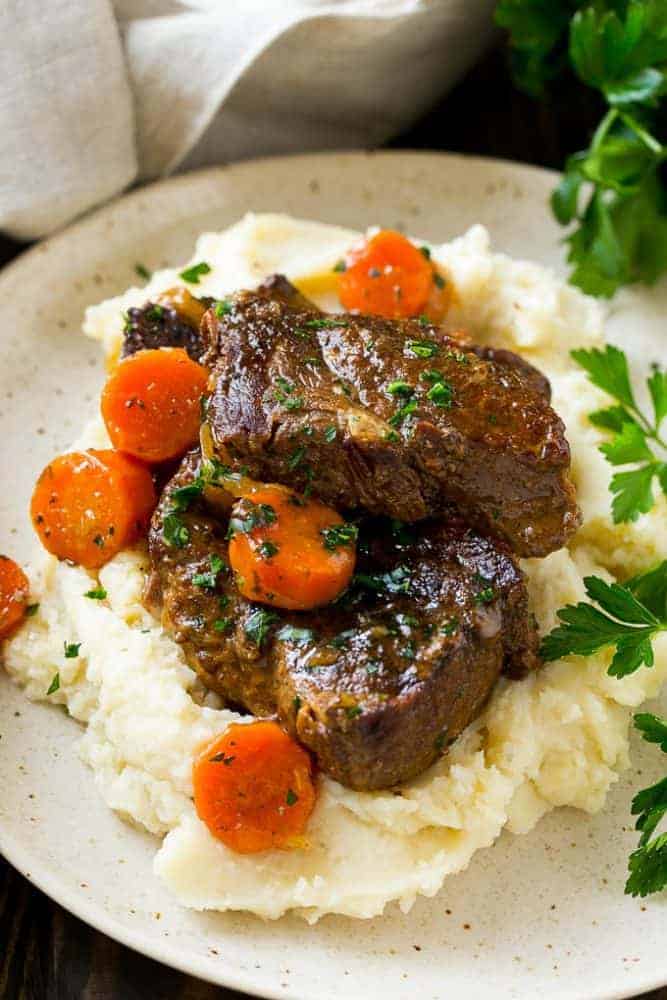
[472,345,551,401]
[146,450,539,790]
[121,292,212,362]
[202,283,579,557]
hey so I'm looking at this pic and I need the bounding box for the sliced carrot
[101,347,209,463]
[30,450,156,569]
[338,229,434,319]
[0,556,30,639]
[193,721,316,854]
[227,484,356,610]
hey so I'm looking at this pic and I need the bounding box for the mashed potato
[5,214,666,922]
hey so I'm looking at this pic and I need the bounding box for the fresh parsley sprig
[572,345,667,522]
[496,0,667,296]
[541,561,667,677]
[542,562,667,896]
[625,712,667,897]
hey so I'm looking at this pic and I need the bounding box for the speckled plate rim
[0,151,665,1000]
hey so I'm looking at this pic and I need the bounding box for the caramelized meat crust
[146,451,539,790]
[201,279,580,557]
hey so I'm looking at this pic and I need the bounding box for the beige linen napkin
[0,0,495,239]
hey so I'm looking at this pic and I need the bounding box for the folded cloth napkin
[0,0,495,240]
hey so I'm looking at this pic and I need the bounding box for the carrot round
[0,556,30,639]
[30,449,157,569]
[193,721,316,854]
[338,229,435,319]
[101,347,208,463]
[227,484,356,610]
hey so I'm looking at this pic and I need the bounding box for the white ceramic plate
[0,152,665,1000]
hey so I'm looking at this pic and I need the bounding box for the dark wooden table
[1,43,665,1000]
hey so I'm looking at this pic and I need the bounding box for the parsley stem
[628,404,667,453]
[591,108,618,152]
[618,111,664,157]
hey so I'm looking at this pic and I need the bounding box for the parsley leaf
[634,713,667,754]
[179,261,211,284]
[84,586,107,600]
[625,712,667,898]
[192,553,226,590]
[354,564,412,595]
[497,0,667,295]
[47,672,60,695]
[63,642,81,659]
[541,565,667,678]
[573,346,667,522]
[406,339,439,359]
[320,523,359,551]
[276,625,316,644]
[244,608,279,648]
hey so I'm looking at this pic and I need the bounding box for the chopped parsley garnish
[286,788,299,806]
[179,261,211,284]
[63,642,81,659]
[228,501,277,538]
[258,540,279,560]
[333,259,347,273]
[445,349,469,365]
[293,695,302,711]
[387,380,413,397]
[210,752,235,765]
[572,346,666,523]
[215,299,232,317]
[475,586,496,605]
[384,429,401,443]
[355,564,411,595]
[420,369,443,384]
[419,245,431,259]
[272,377,304,411]
[244,608,279,647]
[345,705,363,719]
[625,712,667,898]
[389,399,418,428]
[426,379,454,408]
[406,339,439,359]
[401,641,416,659]
[541,562,667,678]
[288,446,307,471]
[331,629,356,648]
[302,318,341,329]
[320,523,358,551]
[323,425,337,443]
[47,673,60,696]
[146,304,164,322]
[84,586,107,600]
[441,618,459,636]
[193,553,226,590]
[213,617,233,633]
[433,272,446,289]
[163,511,190,548]
[25,603,39,617]
[276,625,316,644]
[135,263,151,280]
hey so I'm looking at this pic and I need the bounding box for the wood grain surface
[1,42,665,1000]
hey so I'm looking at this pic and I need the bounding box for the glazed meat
[201,281,580,557]
[122,290,211,362]
[146,450,539,790]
